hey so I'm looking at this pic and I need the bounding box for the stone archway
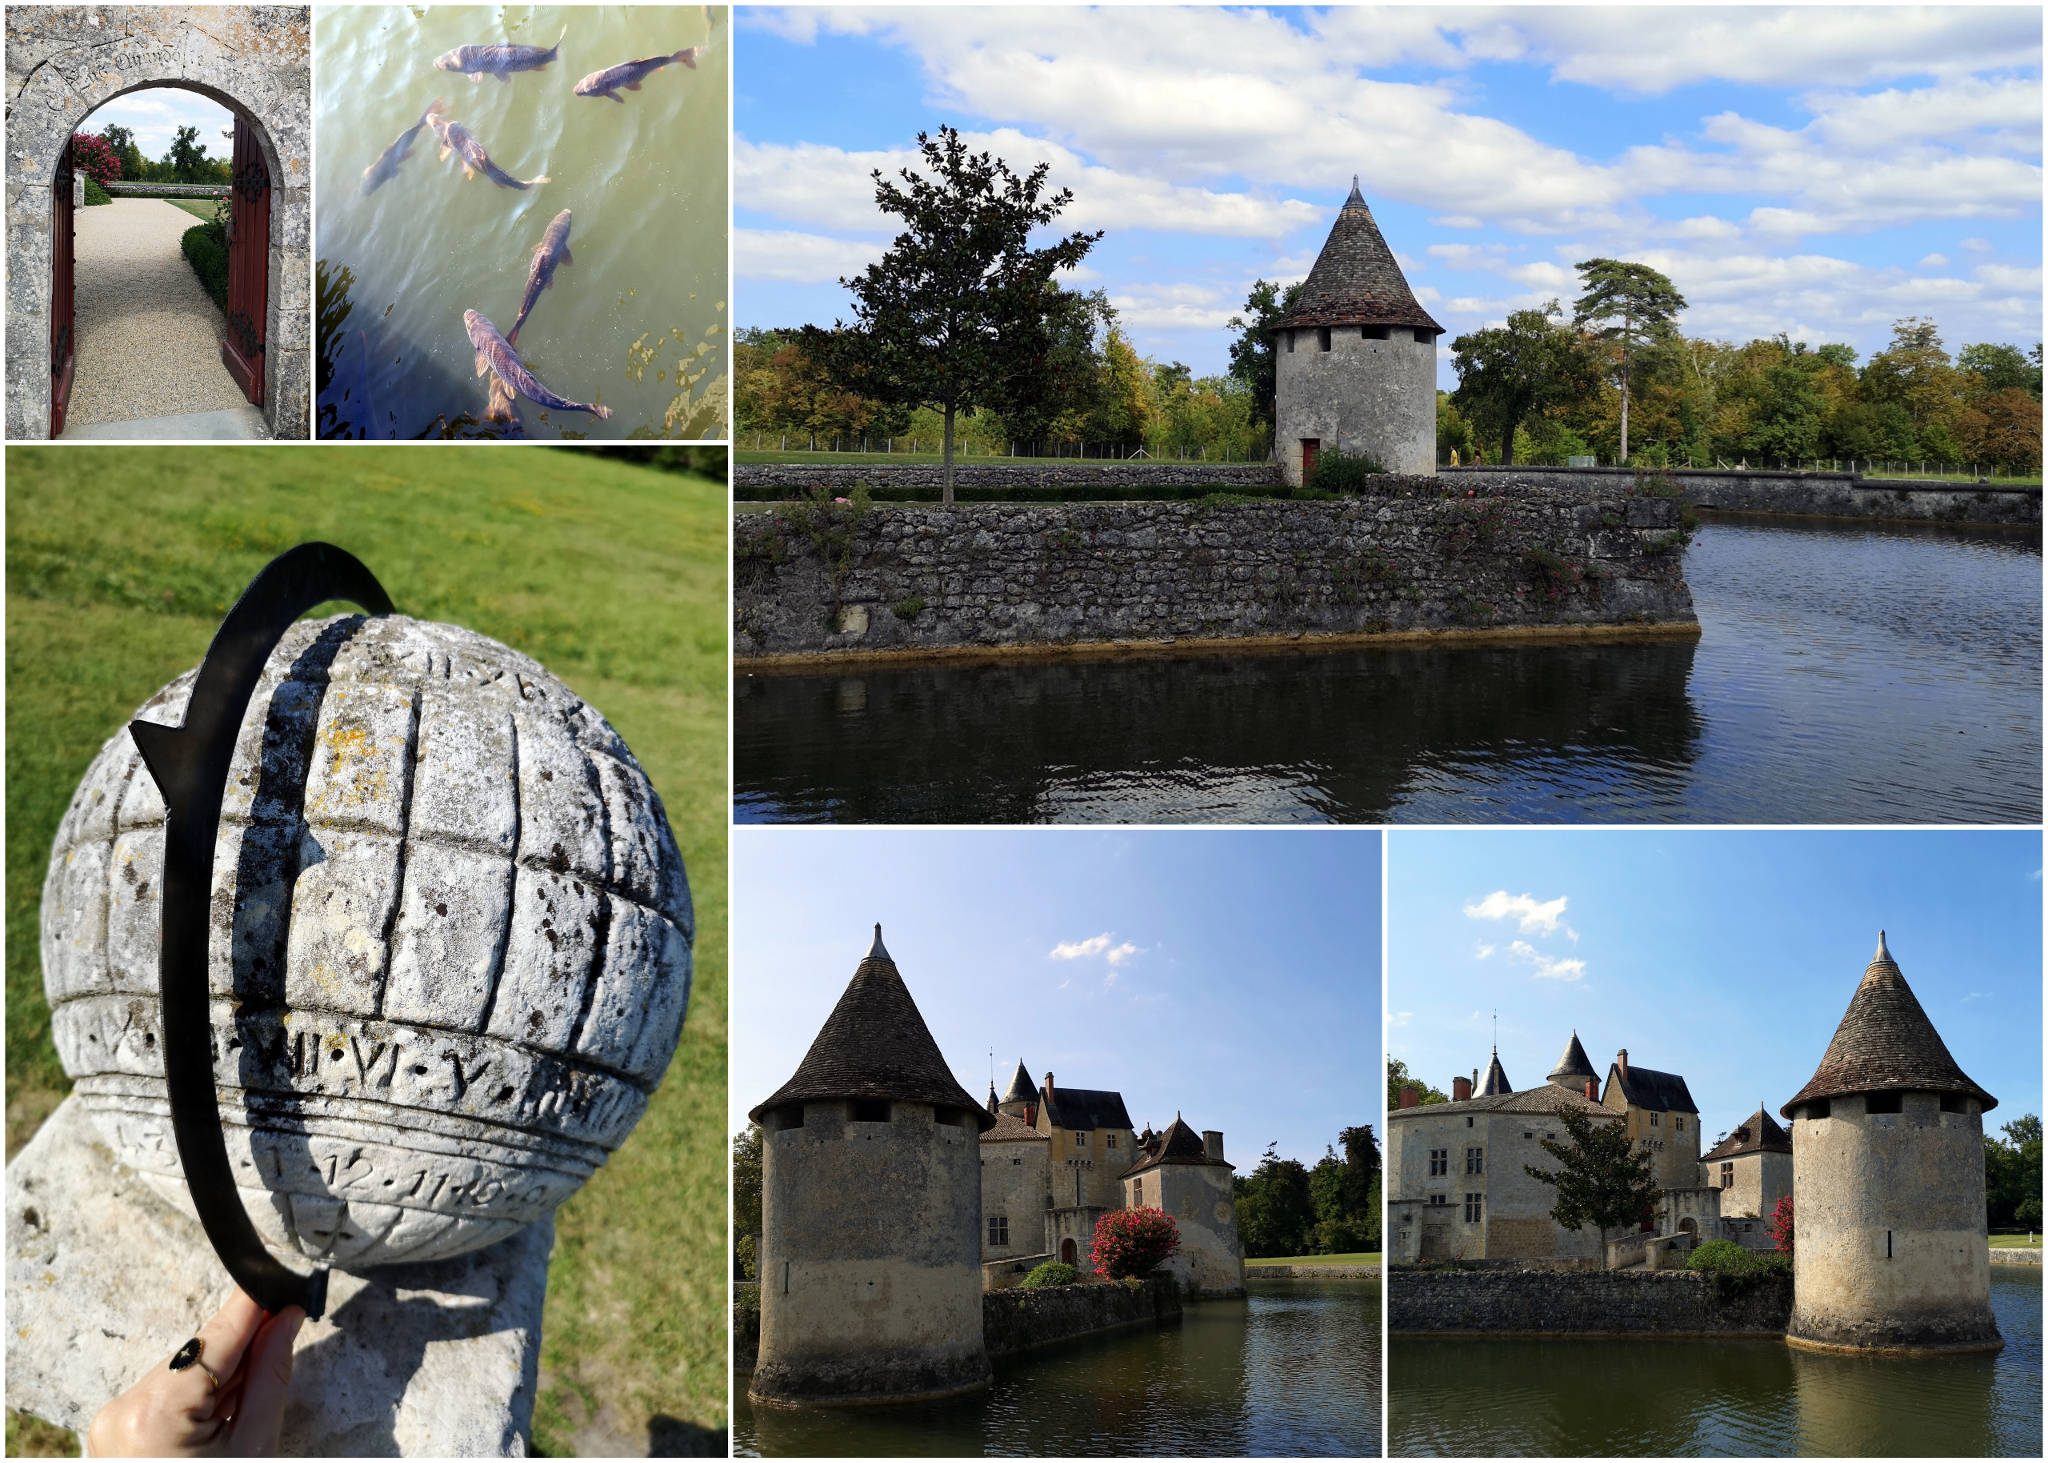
[5,6,309,439]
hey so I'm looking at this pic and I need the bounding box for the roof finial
[868,922,891,961]
[1874,929,1891,964]
[1346,173,1364,205]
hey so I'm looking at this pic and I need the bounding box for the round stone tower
[749,925,995,1406]
[1781,932,2001,1354]
[1271,177,1442,485]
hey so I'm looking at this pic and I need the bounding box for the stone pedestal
[7,1097,549,1456]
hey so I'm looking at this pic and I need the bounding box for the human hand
[85,1289,305,1457]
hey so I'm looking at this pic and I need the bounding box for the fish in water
[485,371,523,435]
[425,104,549,191]
[434,26,568,82]
[572,48,697,103]
[507,209,573,348]
[464,310,612,419]
[360,98,443,195]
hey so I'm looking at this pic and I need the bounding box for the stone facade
[1715,1147,1793,1220]
[982,1275,1182,1359]
[978,1120,1050,1268]
[1130,1155,1244,1298]
[40,614,693,1269]
[6,6,312,438]
[1276,327,1437,481]
[1388,1266,1791,1337]
[734,487,1697,661]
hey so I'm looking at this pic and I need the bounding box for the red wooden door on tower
[220,115,269,406]
[51,139,76,436]
[1300,437,1321,481]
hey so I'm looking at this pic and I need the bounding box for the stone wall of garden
[1447,465,2041,525]
[982,1277,1183,1360]
[1389,1266,1792,1337]
[736,462,1278,497]
[734,477,1698,660]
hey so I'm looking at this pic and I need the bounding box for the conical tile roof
[1272,177,1442,334]
[1781,932,1996,1118]
[750,924,995,1129]
[1481,1049,1512,1096]
[1001,1058,1036,1105]
[1548,1031,1597,1087]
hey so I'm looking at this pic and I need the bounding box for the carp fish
[425,104,549,191]
[434,26,568,82]
[573,48,697,103]
[507,209,573,348]
[360,98,443,195]
[464,310,612,419]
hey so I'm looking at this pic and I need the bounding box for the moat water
[734,1276,1380,1457]
[1390,1265,2040,1457]
[733,516,2041,824]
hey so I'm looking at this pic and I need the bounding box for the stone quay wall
[1446,465,2041,526]
[736,462,1277,497]
[982,1277,1183,1361]
[1389,1266,1792,1337]
[734,482,1697,662]
[1989,1248,2042,1265]
[1246,1263,1382,1279]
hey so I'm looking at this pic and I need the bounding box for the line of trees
[1233,1125,1381,1259]
[80,123,232,186]
[1986,1113,2042,1231]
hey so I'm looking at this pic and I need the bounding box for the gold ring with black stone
[168,1337,220,1392]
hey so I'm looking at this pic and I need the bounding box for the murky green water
[1389,1265,2040,1457]
[735,1277,1381,1457]
[314,4,727,439]
[734,517,2040,823]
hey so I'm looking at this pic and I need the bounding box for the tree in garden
[1233,1142,1315,1257]
[811,125,1103,505]
[1226,278,1304,430]
[70,132,122,187]
[732,1125,764,1274]
[1387,1056,1449,1110]
[1093,325,1152,450]
[167,123,210,183]
[1572,259,1687,464]
[986,284,1112,450]
[1768,1194,1795,1254]
[1091,1205,1180,1279]
[1524,1105,1662,1264]
[1450,301,1597,465]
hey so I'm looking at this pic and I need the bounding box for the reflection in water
[1389,1266,2039,1458]
[735,518,2040,823]
[735,1278,1379,1458]
[313,5,728,439]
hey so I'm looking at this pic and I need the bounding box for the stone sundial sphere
[40,613,693,1269]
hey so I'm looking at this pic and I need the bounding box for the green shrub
[1686,1239,1792,1297]
[1306,448,1384,494]
[890,594,926,620]
[180,222,229,311]
[1020,1261,1078,1289]
[82,177,112,207]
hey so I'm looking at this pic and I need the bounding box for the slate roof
[1548,1031,1598,1087]
[1388,1084,1616,1121]
[981,1110,1047,1144]
[1042,1084,1133,1133]
[1271,178,1443,335]
[749,925,995,1130]
[1782,932,1997,1117]
[1481,1050,1513,1096]
[1702,1103,1792,1162]
[1123,1116,1231,1176]
[1605,1062,1699,1115]
[1001,1059,1036,1105]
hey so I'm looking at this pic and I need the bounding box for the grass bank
[168,198,218,223]
[1990,1234,2041,1247]
[1247,1252,1382,1267]
[5,446,728,1456]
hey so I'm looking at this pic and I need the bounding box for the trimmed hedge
[181,222,229,311]
[82,177,112,206]
[1686,1239,1793,1298]
[1021,1261,1079,1289]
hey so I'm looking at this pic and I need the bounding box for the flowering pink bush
[1769,1195,1794,1254]
[71,132,121,187]
[1090,1206,1180,1279]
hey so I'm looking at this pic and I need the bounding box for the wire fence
[1438,454,2039,484]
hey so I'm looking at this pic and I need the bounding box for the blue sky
[734,6,2042,386]
[731,829,1380,1167]
[1387,830,2043,1147]
[83,88,236,168]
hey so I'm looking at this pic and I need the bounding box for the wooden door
[220,115,269,405]
[51,139,76,436]
[1300,437,1320,482]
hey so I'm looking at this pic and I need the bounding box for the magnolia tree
[1090,1206,1180,1279]
[70,132,122,188]
[1769,1195,1795,1254]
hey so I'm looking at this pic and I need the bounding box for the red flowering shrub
[1769,1195,1794,1254]
[1090,1206,1180,1279]
[71,132,121,187]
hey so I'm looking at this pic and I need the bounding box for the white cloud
[733,227,886,284]
[1919,252,1951,268]
[1050,933,1112,960]
[1961,236,1997,252]
[1474,941,1496,960]
[1509,940,1589,982]
[1464,890,1576,940]
[1105,942,1139,966]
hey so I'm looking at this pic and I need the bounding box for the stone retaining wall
[983,1277,1183,1360]
[1989,1248,2042,1265]
[104,183,228,197]
[1389,1266,1791,1336]
[736,462,1276,496]
[1246,1264,1382,1279]
[734,481,1697,661]
[1447,465,2040,525]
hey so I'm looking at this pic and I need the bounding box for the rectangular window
[1675,1116,1685,1132]
[1134,1178,1143,1205]
[1721,1163,1734,1188]
[1107,1134,1117,1149]
[1428,1193,1448,1207]
[1465,1147,1483,1175]
[1413,326,1433,343]
[1429,1148,1448,1176]
[1940,1094,1969,1114]
[1363,325,1390,340]
[1317,326,1332,351]
[1012,1156,1022,1166]
[1808,1098,1831,1120]
[1866,1092,1902,1114]
[988,1216,1009,1247]
[1285,330,1296,353]
[1651,1111,1660,1127]
[1464,1193,1483,1223]
[851,1099,890,1123]
[1077,1129,1090,1146]
[1467,1116,1474,1127]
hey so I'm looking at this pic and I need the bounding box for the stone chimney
[1043,1072,1055,1110]
[1585,1078,1600,1102]
[1618,1049,1628,1082]
[1452,1075,1473,1102]
[1203,1130,1224,1162]
[1400,1086,1419,1109]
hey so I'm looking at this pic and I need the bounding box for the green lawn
[734,447,1257,467]
[1859,467,2044,487]
[5,446,728,1457]
[165,198,218,223]
[1247,1252,1382,1266]
[1989,1234,2041,1247]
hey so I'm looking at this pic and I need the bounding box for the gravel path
[65,199,255,430]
